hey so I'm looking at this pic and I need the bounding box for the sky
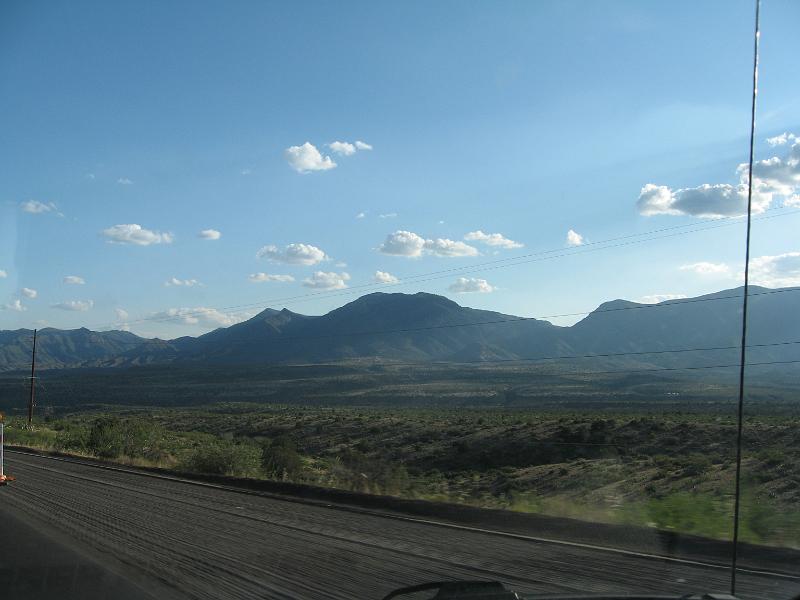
[1,0,799,339]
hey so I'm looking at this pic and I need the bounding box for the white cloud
[640,293,688,304]
[378,231,431,257]
[86,173,96,180]
[256,243,328,265]
[328,141,356,156]
[0,269,7,278]
[21,287,37,299]
[449,277,495,293]
[248,273,295,283]
[240,169,252,176]
[198,229,221,240]
[424,238,479,257]
[379,212,398,219]
[787,194,800,207]
[566,229,584,247]
[20,200,58,214]
[285,142,337,173]
[2,299,25,312]
[302,271,350,290]
[355,212,366,219]
[766,132,797,147]
[102,224,173,246]
[117,177,133,185]
[150,307,248,327]
[750,252,800,288]
[379,230,479,258]
[165,277,201,287]
[637,183,769,218]
[639,137,800,218]
[355,140,373,151]
[679,262,732,276]
[52,300,94,311]
[373,270,399,284]
[465,230,523,249]
[63,275,85,285]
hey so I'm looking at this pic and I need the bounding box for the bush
[87,418,125,458]
[261,436,303,479]
[181,440,261,477]
[86,417,164,459]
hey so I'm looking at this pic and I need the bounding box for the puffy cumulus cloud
[117,177,133,185]
[750,252,800,288]
[0,269,7,278]
[744,139,800,198]
[328,140,373,155]
[52,300,94,311]
[257,243,328,265]
[198,229,221,240]
[328,141,356,156]
[20,200,58,214]
[639,136,800,218]
[379,231,479,258]
[464,230,523,249]
[102,224,173,246]
[373,270,399,284]
[2,299,25,312]
[448,277,495,294]
[766,132,797,147]
[355,212,366,219]
[566,229,584,247]
[640,293,688,304]
[21,287,37,299]
[285,142,337,173]
[637,184,679,216]
[63,275,85,285]
[165,277,201,287]
[378,230,427,257]
[150,307,248,328]
[248,273,295,283]
[302,271,350,290]
[637,183,767,218]
[679,262,732,276]
[424,238,479,257]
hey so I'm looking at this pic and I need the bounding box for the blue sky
[1,0,799,338]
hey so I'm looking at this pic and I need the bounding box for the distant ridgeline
[0,286,799,376]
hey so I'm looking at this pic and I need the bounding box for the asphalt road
[1,451,797,600]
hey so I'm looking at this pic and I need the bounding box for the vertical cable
[731,0,760,594]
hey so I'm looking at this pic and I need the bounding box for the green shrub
[87,418,126,458]
[181,440,261,477]
[261,436,303,479]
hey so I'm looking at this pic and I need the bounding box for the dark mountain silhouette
[0,286,797,372]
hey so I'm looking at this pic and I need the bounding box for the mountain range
[1,285,798,373]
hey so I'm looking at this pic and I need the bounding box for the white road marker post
[0,413,5,483]
[0,412,12,485]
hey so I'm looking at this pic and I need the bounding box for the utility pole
[27,329,37,429]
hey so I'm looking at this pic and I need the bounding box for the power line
[17,286,800,350]
[62,206,800,332]
[3,336,799,375]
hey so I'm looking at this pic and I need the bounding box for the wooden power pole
[27,329,37,428]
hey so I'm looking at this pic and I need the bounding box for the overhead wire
[58,205,800,331]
